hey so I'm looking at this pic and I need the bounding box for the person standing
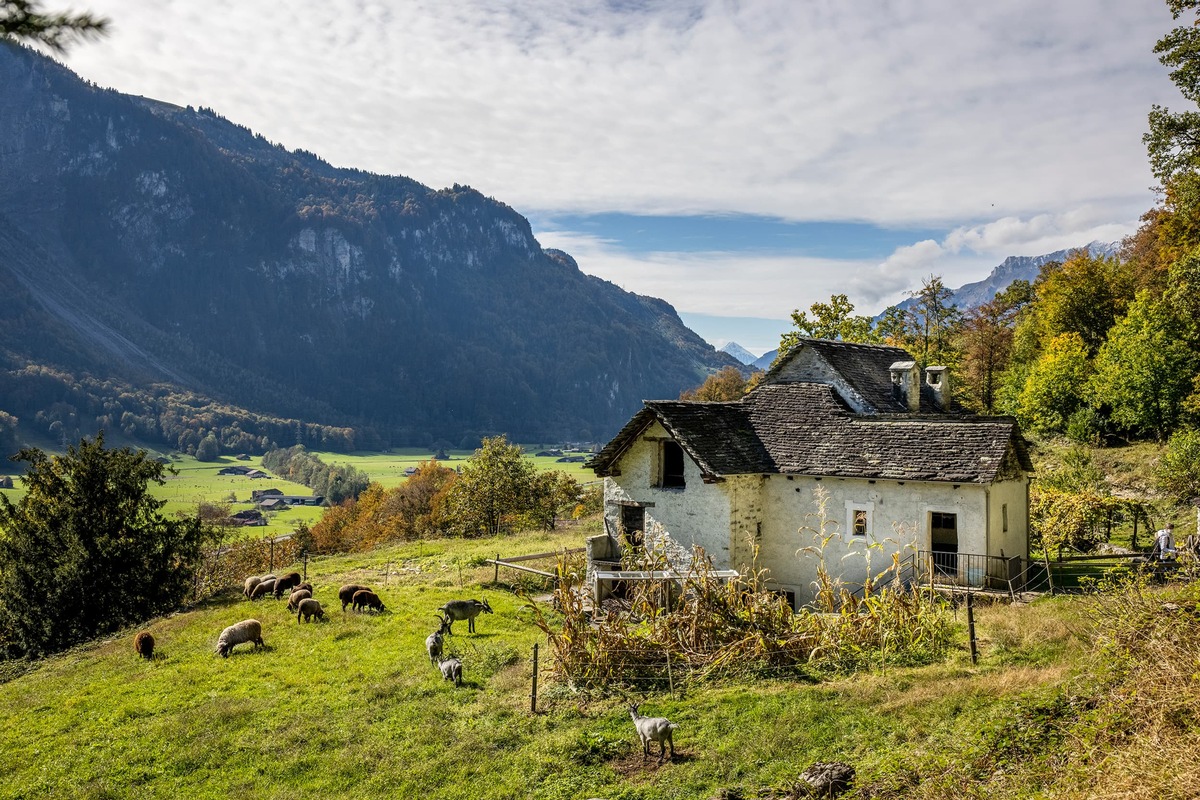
[1152,522,1178,561]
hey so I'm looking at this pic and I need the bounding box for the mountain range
[0,43,740,454]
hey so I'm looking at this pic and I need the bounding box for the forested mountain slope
[0,43,736,453]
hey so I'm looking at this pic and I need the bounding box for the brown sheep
[286,588,312,612]
[272,572,303,599]
[297,598,326,623]
[250,579,276,600]
[133,631,155,660]
[339,584,370,612]
[352,589,386,613]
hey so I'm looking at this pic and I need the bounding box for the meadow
[5,523,1193,800]
[0,445,600,540]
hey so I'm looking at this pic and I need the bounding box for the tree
[956,287,1029,413]
[777,294,880,361]
[1015,333,1093,435]
[0,0,107,51]
[1155,426,1200,501]
[679,366,749,402]
[442,435,536,537]
[523,470,582,531]
[1031,251,1133,356]
[1088,292,1198,440]
[877,277,961,368]
[0,434,206,657]
[1145,0,1200,185]
[195,432,220,462]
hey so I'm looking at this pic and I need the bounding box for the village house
[587,338,1034,608]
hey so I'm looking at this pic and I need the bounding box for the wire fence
[188,534,303,604]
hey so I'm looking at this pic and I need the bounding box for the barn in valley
[586,338,1034,607]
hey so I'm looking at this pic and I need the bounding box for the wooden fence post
[494,553,500,585]
[967,592,978,665]
[530,642,539,714]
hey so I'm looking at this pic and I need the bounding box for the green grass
[0,530,1123,800]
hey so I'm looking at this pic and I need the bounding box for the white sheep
[628,703,678,763]
[296,598,325,623]
[439,656,463,687]
[216,619,264,657]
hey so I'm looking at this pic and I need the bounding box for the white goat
[628,703,678,763]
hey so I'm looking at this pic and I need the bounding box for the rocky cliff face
[0,43,737,449]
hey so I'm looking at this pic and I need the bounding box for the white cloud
[65,0,1175,229]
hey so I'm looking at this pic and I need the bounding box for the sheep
[216,619,264,657]
[272,571,303,599]
[438,656,463,687]
[297,598,326,623]
[339,584,370,612]
[242,573,276,599]
[286,588,312,612]
[133,631,155,660]
[439,598,493,634]
[250,578,276,600]
[352,589,386,613]
[628,703,678,764]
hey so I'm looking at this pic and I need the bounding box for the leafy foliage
[443,436,538,538]
[777,293,881,360]
[261,445,369,504]
[1154,426,1200,501]
[0,1,107,51]
[0,434,208,657]
[1015,333,1093,435]
[679,365,750,401]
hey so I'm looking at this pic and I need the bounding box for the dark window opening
[661,441,685,488]
[852,509,868,536]
[621,505,645,551]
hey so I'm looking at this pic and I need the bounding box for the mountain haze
[0,44,738,452]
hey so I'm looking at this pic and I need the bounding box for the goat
[439,598,492,634]
[438,656,463,687]
[628,703,678,763]
[426,614,452,665]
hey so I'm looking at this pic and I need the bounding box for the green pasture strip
[305,447,599,489]
[0,531,1094,800]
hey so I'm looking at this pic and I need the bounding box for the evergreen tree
[0,434,207,657]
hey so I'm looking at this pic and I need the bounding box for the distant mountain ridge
[0,43,739,452]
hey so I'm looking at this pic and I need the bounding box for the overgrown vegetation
[261,444,370,504]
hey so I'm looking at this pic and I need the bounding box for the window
[845,501,874,537]
[660,441,685,488]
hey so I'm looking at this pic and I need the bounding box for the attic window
[660,441,686,488]
[845,501,874,537]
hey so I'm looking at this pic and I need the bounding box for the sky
[56,0,1183,356]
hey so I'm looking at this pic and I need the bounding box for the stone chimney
[889,360,921,412]
[925,365,950,411]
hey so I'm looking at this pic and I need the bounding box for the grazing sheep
[629,703,678,764]
[286,588,312,611]
[242,573,275,599]
[339,584,370,612]
[293,582,312,594]
[216,619,264,657]
[297,598,326,623]
[250,579,276,600]
[133,631,155,660]
[438,656,463,687]
[273,571,303,599]
[352,589,386,613]
[439,598,493,634]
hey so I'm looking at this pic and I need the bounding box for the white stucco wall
[602,425,1030,605]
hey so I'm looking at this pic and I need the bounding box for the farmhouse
[587,338,1034,607]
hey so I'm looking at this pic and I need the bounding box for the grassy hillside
[3,526,1194,800]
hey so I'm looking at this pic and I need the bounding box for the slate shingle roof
[763,338,945,413]
[589,383,1031,484]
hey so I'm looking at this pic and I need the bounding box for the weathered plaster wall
[987,478,1029,561]
[603,421,733,562]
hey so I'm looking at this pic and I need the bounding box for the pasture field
[0,446,598,540]
[0,528,1128,800]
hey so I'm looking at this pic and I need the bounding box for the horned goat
[438,598,492,634]
[629,703,678,763]
[216,619,264,657]
[426,614,452,665]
